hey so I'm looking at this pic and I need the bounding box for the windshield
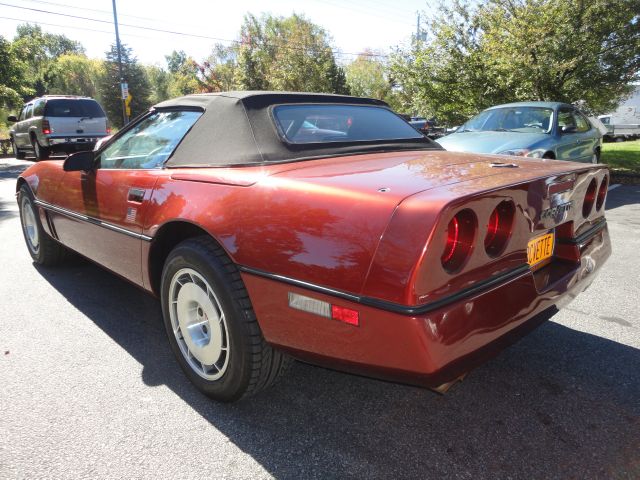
[272,104,423,144]
[44,99,106,118]
[460,106,553,134]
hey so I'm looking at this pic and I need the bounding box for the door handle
[127,188,145,203]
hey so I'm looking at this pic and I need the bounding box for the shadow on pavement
[34,260,639,479]
[0,161,30,181]
[606,184,640,211]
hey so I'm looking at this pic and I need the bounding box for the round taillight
[441,209,477,273]
[596,175,608,211]
[583,178,597,218]
[484,200,516,257]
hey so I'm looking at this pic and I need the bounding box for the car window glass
[574,112,591,133]
[98,110,202,170]
[462,107,552,133]
[33,99,45,116]
[272,104,422,144]
[558,109,577,132]
[599,116,610,125]
[44,99,106,118]
[25,104,34,119]
[18,107,27,121]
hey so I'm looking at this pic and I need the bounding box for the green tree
[166,50,188,74]
[195,44,239,92]
[98,44,151,128]
[48,54,102,98]
[165,50,200,97]
[0,35,31,109]
[390,0,640,124]
[345,51,390,100]
[236,13,349,94]
[145,64,171,104]
[11,23,84,96]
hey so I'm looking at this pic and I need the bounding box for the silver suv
[8,95,109,160]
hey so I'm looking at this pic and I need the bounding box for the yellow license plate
[527,232,555,266]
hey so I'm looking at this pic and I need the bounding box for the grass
[601,139,640,174]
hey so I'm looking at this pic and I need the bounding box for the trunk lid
[267,150,596,203]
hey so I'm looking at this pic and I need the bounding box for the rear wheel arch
[542,151,555,159]
[148,221,233,296]
[15,177,28,193]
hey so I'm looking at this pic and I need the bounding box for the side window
[18,106,27,121]
[24,104,34,119]
[98,110,202,170]
[33,99,45,116]
[574,112,591,133]
[558,108,576,133]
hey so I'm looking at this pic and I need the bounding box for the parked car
[8,95,110,160]
[409,116,446,139]
[438,102,603,163]
[598,86,640,142]
[16,92,611,402]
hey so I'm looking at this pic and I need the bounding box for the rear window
[44,99,106,118]
[272,104,423,144]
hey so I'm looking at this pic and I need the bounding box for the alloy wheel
[168,267,230,380]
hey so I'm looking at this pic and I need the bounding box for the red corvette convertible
[16,92,611,402]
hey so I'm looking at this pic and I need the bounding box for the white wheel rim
[21,197,39,253]
[168,268,230,380]
[592,153,598,163]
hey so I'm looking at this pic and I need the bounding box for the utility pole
[112,0,128,125]
[415,11,426,44]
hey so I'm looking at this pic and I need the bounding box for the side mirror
[561,125,577,134]
[63,151,95,172]
[7,115,17,122]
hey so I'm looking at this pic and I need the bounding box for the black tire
[160,236,291,402]
[18,185,70,266]
[31,136,49,160]
[11,138,26,159]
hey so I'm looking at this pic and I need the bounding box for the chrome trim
[33,199,152,242]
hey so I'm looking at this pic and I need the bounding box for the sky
[0,0,429,66]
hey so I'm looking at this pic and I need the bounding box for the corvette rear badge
[540,201,573,220]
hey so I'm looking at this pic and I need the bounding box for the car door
[572,110,598,161]
[15,105,31,148]
[50,109,204,285]
[555,107,585,161]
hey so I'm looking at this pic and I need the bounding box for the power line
[1,16,154,39]
[0,2,391,58]
[22,0,415,30]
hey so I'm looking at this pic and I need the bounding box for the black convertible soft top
[155,91,440,168]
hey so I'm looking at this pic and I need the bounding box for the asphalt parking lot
[1,157,638,479]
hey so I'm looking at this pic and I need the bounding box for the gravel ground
[1,157,638,479]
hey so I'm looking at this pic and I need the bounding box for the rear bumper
[45,136,104,150]
[242,223,611,387]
